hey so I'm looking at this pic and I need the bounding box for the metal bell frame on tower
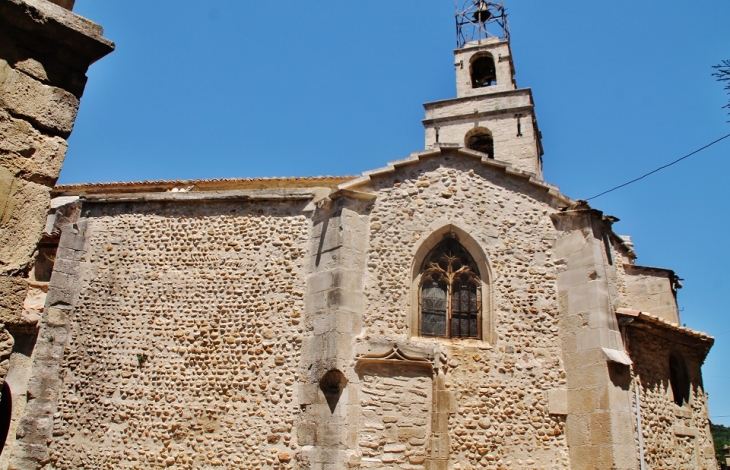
[455,0,509,49]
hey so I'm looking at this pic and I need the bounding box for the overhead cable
[586,132,730,201]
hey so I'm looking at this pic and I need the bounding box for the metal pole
[634,378,646,470]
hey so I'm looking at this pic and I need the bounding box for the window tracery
[419,236,481,339]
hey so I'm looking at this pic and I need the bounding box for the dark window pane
[450,316,459,338]
[422,282,447,312]
[451,312,478,339]
[453,283,478,313]
[422,311,447,337]
[420,237,480,278]
[468,316,478,337]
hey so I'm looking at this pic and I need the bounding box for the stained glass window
[419,236,481,339]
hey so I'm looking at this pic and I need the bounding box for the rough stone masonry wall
[361,155,571,469]
[627,328,717,469]
[21,200,308,469]
[0,0,112,404]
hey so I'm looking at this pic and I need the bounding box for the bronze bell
[473,1,492,23]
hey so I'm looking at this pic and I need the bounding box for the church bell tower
[424,1,544,178]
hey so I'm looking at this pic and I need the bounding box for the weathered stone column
[552,209,638,470]
[299,194,371,468]
[0,2,112,466]
[0,0,113,409]
[9,216,87,469]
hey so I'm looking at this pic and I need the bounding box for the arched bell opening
[465,127,494,159]
[470,53,497,88]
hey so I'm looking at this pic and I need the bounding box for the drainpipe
[620,321,646,470]
[634,379,646,470]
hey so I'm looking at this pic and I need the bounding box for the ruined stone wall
[360,155,571,468]
[27,200,308,469]
[626,327,717,469]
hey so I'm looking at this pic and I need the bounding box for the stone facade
[624,324,715,468]
[0,4,719,470]
[0,1,112,468]
[31,200,308,469]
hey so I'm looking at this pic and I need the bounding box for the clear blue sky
[68,1,730,425]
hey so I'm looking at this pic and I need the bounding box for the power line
[586,132,730,201]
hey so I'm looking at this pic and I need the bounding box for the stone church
[0,0,719,469]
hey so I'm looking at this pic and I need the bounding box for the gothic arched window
[419,236,481,339]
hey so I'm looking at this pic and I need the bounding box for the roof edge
[338,146,575,207]
[53,176,354,196]
[616,308,714,344]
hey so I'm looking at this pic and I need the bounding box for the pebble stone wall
[45,201,309,469]
[627,328,716,469]
[14,154,716,469]
[360,155,571,469]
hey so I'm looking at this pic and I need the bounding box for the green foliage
[712,422,730,467]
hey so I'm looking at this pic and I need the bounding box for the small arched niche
[669,353,690,407]
[319,369,347,413]
[470,53,497,88]
[465,127,494,159]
